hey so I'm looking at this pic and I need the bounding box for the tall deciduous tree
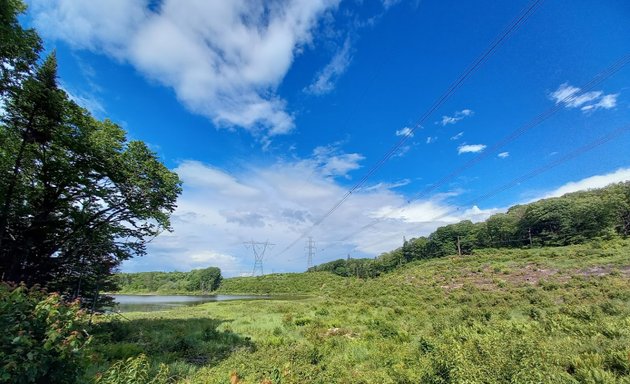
[0,0,42,95]
[0,1,182,307]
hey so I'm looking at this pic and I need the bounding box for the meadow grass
[91,240,630,383]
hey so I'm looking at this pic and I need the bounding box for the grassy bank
[215,271,346,296]
[91,240,630,383]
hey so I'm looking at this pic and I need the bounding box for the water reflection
[111,294,269,312]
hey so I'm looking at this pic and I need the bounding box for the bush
[0,283,91,383]
[94,354,169,384]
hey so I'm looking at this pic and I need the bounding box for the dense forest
[115,267,222,294]
[310,182,630,278]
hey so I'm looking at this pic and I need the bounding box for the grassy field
[91,240,630,383]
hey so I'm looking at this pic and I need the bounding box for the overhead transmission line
[356,122,630,252]
[335,53,630,243]
[275,0,545,258]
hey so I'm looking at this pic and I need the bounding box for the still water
[111,294,270,313]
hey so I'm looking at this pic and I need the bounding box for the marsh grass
[91,240,630,383]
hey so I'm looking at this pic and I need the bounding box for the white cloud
[358,198,499,254]
[120,145,500,275]
[382,0,402,9]
[395,127,414,137]
[312,143,364,177]
[438,109,473,126]
[540,168,630,199]
[362,179,410,192]
[581,93,619,112]
[61,84,105,116]
[450,131,464,140]
[175,161,259,197]
[550,83,618,113]
[394,145,412,158]
[130,164,630,275]
[305,37,352,95]
[426,136,437,144]
[30,0,340,137]
[497,151,509,158]
[458,143,486,154]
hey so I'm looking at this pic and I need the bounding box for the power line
[355,123,630,252]
[275,0,545,258]
[335,53,630,244]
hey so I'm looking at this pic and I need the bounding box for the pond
[111,294,270,313]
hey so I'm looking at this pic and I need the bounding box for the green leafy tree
[0,3,182,308]
[0,0,42,95]
[187,267,223,292]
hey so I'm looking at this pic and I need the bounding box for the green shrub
[0,283,91,383]
[94,354,169,384]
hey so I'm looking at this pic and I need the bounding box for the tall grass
[91,239,630,383]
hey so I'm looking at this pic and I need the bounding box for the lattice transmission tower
[244,240,274,276]
[305,237,315,269]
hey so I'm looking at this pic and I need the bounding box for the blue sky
[23,0,630,276]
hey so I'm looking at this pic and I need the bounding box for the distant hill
[310,182,630,278]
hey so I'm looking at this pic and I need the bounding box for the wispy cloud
[395,127,414,137]
[497,151,509,159]
[538,168,630,200]
[426,136,437,144]
[30,0,340,138]
[382,0,402,9]
[305,37,352,95]
[61,84,106,116]
[362,179,410,192]
[312,143,364,178]
[394,145,412,158]
[450,131,464,140]
[458,143,486,154]
[549,83,618,112]
[438,109,473,126]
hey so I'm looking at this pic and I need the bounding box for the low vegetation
[88,239,630,383]
[215,271,344,296]
[2,3,630,382]
[0,284,91,383]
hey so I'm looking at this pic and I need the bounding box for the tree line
[0,0,182,308]
[309,182,630,278]
[115,267,223,294]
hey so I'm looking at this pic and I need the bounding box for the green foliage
[0,283,91,383]
[94,354,170,384]
[311,183,630,278]
[88,240,630,383]
[0,0,42,95]
[0,0,182,310]
[115,267,223,294]
[215,271,345,295]
[89,314,255,382]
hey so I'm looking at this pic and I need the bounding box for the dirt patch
[505,265,563,285]
[438,263,630,291]
[578,265,630,277]
[323,327,357,339]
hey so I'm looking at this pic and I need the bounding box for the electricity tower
[305,237,315,269]
[244,240,273,276]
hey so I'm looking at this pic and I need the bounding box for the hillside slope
[95,239,630,383]
[215,271,344,295]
